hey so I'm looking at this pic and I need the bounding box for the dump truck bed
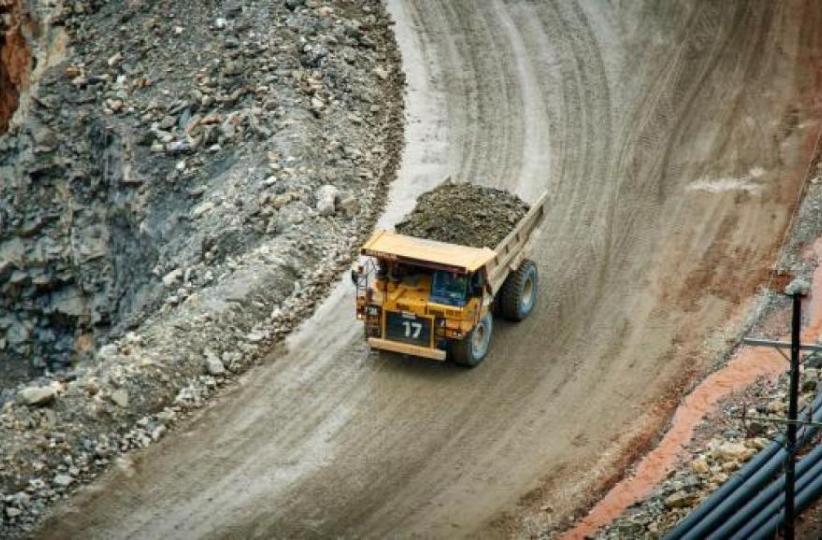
[360,190,548,285]
[485,190,549,293]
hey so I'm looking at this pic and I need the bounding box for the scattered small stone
[53,474,73,487]
[664,491,699,509]
[747,420,768,437]
[151,425,167,441]
[338,194,360,218]
[192,200,215,218]
[106,52,123,67]
[246,330,266,343]
[110,389,129,408]
[691,458,709,475]
[98,343,118,360]
[373,67,389,80]
[316,185,340,216]
[5,507,22,518]
[205,353,225,376]
[19,385,57,406]
[163,268,184,288]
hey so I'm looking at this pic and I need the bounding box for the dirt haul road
[40,1,822,538]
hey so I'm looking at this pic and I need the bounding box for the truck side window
[469,272,484,296]
[430,271,468,307]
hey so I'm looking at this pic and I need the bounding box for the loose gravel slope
[37,0,822,538]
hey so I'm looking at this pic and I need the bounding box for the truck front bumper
[367,338,447,361]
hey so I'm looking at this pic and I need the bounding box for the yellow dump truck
[353,191,548,366]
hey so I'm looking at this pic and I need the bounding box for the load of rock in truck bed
[395,182,530,249]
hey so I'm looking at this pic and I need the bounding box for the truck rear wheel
[499,259,538,321]
[451,313,493,367]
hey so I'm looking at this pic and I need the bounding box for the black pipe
[745,452,822,540]
[708,443,822,539]
[678,397,822,540]
[664,439,783,540]
[666,392,822,540]
[680,445,788,540]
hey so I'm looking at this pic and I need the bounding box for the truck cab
[354,229,536,366]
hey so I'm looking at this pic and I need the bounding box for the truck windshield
[430,271,468,306]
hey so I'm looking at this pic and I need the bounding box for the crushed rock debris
[394,181,529,249]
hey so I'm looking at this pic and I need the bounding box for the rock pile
[0,0,403,537]
[395,182,530,249]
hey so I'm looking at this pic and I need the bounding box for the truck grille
[385,311,432,347]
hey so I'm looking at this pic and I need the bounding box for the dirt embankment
[0,0,403,536]
[0,0,401,383]
[0,0,31,133]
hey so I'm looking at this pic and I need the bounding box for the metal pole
[784,292,801,540]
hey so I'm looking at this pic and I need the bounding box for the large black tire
[498,259,538,322]
[451,313,493,367]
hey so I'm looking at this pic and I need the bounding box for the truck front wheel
[499,259,538,321]
[451,313,493,367]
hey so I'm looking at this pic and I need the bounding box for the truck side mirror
[350,269,359,285]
